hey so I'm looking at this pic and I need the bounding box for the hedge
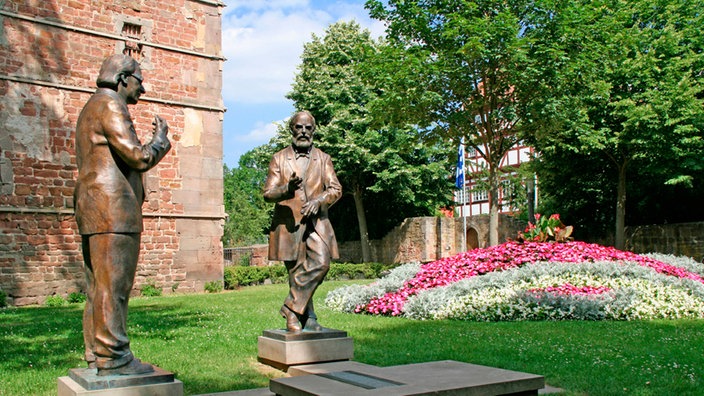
[223,262,397,289]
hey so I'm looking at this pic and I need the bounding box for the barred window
[121,22,143,58]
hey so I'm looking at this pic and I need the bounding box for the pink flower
[527,283,611,296]
[359,241,704,316]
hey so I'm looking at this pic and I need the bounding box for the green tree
[222,150,272,247]
[364,0,545,246]
[525,0,704,248]
[286,21,454,260]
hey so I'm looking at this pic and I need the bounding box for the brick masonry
[0,0,225,305]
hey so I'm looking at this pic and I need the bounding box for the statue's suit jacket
[263,145,342,261]
[74,88,171,235]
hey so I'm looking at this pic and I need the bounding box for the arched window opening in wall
[466,227,479,250]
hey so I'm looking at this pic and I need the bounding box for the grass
[1,280,704,395]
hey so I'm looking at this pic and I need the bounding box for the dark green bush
[224,266,270,288]
[239,253,252,267]
[45,295,67,307]
[0,289,7,308]
[67,292,86,304]
[141,279,162,297]
[224,262,398,289]
[204,280,224,293]
[268,266,288,284]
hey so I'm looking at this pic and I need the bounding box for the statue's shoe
[279,306,302,333]
[303,317,323,332]
[97,358,154,376]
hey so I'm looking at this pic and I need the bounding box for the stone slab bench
[272,360,545,395]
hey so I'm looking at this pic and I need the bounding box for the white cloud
[221,0,385,105]
[224,0,310,15]
[222,9,331,104]
[220,0,387,166]
[235,119,283,144]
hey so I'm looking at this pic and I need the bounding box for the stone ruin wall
[337,215,526,264]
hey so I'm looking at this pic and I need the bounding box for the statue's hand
[301,198,320,217]
[287,172,303,194]
[153,115,169,137]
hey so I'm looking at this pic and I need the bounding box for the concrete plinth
[258,329,353,371]
[58,366,183,396]
[271,360,545,396]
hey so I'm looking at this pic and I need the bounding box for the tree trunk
[352,185,372,262]
[488,165,500,246]
[526,175,535,224]
[614,161,627,250]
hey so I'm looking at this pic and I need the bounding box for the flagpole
[456,138,467,252]
[462,179,467,252]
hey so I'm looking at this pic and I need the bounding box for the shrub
[204,281,224,293]
[141,279,162,297]
[268,265,288,284]
[45,295,67,307]
[67,292,86,304]
[327,263,366,280]
[239,253,252,267]
[224,262,400,290]
[0,289,6,308]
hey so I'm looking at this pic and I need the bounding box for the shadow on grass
[3,284,704,395]
[0,305,84,372]
[0,299,219,373]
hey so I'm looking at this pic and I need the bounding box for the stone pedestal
[58,366,183,396]
[257,329,354,371]
[272,360,545,396]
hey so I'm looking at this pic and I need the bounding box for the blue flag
[455,140,465,189]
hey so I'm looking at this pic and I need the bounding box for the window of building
[115,17,152,68]
[121,22,143,59]
[455,188,467,204]
[471,185,488,202]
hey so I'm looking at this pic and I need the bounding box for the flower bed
[324,241,704,321]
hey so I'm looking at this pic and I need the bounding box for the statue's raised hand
[288,172,303,194]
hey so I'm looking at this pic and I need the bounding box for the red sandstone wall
[0,0,224,305]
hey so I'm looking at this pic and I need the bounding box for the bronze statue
[263,111,342,333]
[74,54,171,376]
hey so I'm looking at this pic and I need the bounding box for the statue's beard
[294,138,312,150]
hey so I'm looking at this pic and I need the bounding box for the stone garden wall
[626,222,704,262]
[338,215,526,264]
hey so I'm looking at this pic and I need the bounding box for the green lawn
[1,280,703,395]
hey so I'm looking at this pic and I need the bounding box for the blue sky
[221,0,385,168]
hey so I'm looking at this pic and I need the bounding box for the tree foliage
[525,0,704,246]
[286,21,454,257]
[222,150,272,247]
[366,0,704,247]
[364,0,547,245]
